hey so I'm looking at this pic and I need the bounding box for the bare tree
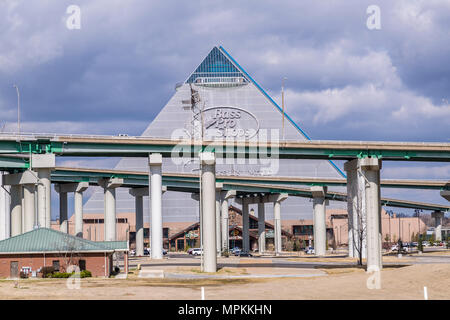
[54,236,82,272]
[352,170,366,266]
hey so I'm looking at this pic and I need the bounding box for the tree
[351,179,366,266]
[418,234,423,253]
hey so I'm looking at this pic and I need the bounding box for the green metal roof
[96,241,128,251]
[0,228,128,254]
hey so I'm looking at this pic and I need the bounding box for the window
[293,225,313,236]
[79,260,86,271]
[177,239,185,250]
[249,218,258,229]
[52,260,60,272]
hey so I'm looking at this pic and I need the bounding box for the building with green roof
[0,228,128,278]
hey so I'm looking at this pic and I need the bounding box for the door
[10,261,19,278]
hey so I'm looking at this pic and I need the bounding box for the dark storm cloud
[1,0,449,137]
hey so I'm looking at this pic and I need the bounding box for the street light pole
[13,84,20,135]
[281,77,287,141]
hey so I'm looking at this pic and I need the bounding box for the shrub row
[46,270,93,278]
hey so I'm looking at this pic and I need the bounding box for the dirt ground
[0,263,448,300]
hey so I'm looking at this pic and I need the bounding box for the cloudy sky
[0,0,449,214]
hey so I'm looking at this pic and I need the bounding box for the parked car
[190,248,203,256]
[233,249,242,256]
[143,248,150,256]
[129,249,136,256]
[237,252,253,257]
[230,247,241,254]
[187,248,194,255]
[162,249,168,255]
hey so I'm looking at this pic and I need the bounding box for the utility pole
[13,84,20,135]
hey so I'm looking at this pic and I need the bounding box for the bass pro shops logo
[203,106,259,140]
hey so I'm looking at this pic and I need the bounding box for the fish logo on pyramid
[83,46,345,230]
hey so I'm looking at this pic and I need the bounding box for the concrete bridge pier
[130,186,166,257]
[344,159,367,259]
[31,154,55,229]
[0,172,10,240]
[200,152,217,272]
[74,183,89,237]
[312,186,328,256]
[242,197,250,254]
[361,158,383,273]
[220,190,235,253]
[258,198,266,254]
[56,182,89,236]
[215,183,223,257]
[149,153,163,259]
[55,187,68,233]
[129,187,147,257]
[23,184,36,233]
[431,211,444,241]
[273,193,288,256]
[10,185,22,237]
[2,170,39,235]
[99,178,122,241]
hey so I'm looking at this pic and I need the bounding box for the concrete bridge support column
[99,178,123,241]
[55,185,68,234]
[0,172,10,240]
[345,161,357,258]
[130,187,166,258]
[74,183,89,238]
[361,158,383,272]
[36,169,51,228]
[431,211,444,242]
[258,199,266,254]
[215,183,223,257]
[312,186,328,256]
[56,182,89,236]
[31,154,55,229]
[344,159,367,259]
[3,171,39,234]
[149,153,163,259]
[23,184,35,233]
[220,190,235,253]
[10,185,22,237]
[273,193,288,256]
[135,194,144,257]
[242,197,250,254]
[59,191,68,233]
[200,152,217,272]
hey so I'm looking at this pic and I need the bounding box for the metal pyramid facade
[83,46,345,224]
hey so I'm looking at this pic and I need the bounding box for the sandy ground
[0,263,448,300]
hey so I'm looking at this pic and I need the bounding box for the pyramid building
[83,46,346,224]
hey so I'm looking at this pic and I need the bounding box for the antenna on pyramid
[188,83,205,141]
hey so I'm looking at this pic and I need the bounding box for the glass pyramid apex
[186,46,249,84]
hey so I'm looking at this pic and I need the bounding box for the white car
[305,247,315,254]
[190,248,203,256]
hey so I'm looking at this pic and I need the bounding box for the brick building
[0,228,128,278]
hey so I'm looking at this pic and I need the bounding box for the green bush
[222,249,230,257]
[49,270,92,278]
[418,236,424,252]
[51,272,72,278]
[40,266,55,278]
[80,270,92,278]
